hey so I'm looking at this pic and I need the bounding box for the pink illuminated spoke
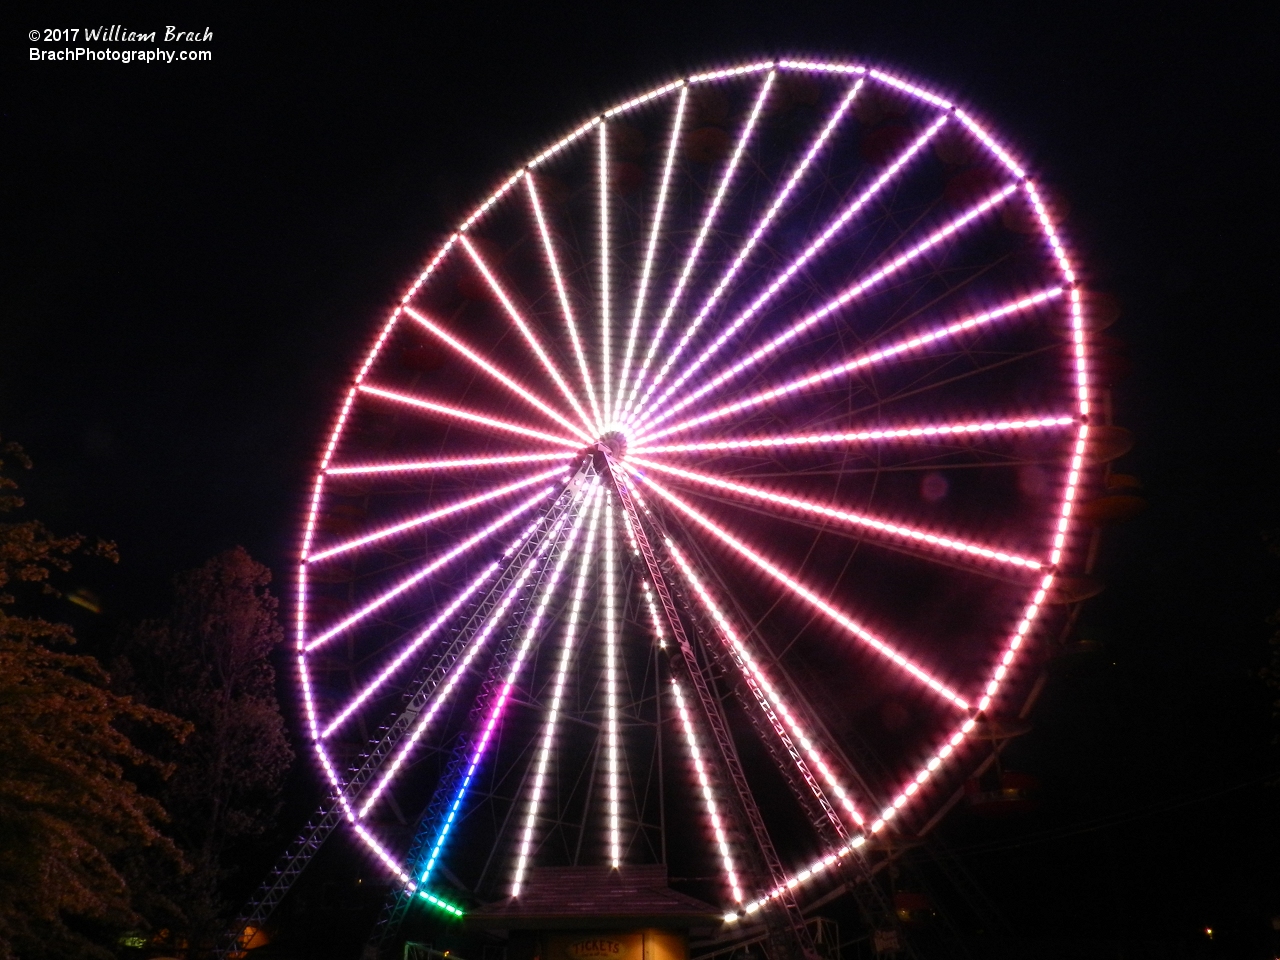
[635,288,1064,444]
[305,487,555,653]
[626,79,864,422]
[615,88,689,428]
[633,470,970,709]
[641,182,1019,431]
[634,456,1043,572]
[527,174,603,430]
[320,556,503,740]
[326,451,573,477]
[403,306,593,443]
[631,415,1075,456]
[306,466,567,564]
[620,72,777,421]
[665,539,866,828]
[459,235,594,432]
[358,384,582,449]
[634,113,951,428]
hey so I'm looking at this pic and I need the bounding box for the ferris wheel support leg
[605,457,817,960]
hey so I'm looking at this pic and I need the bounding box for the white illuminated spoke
[358,384,581,449]
[634,113,951,428]
[360,494,585,819]
[417,492,591,883]
[527,174,603,430]
[326,452,573,477]
[603,498,624,867]
[306,466,567,564]
[305,488,554,653]
[404,306,593,443]
[665,540,866,828]
[621,72,777,420]
[637,457,1042,572]
[628,79,863,422]
[511,486,605,896]
[670,679,744,903]
[598,123,614,422]
[634,471,970,709]
[636,288,1064,444]
[632,415,1075,456]
[643,183,1018,430]
[615,88,688,428]
[459,235,594,432]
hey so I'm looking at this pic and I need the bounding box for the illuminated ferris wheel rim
[293,55,1093,924]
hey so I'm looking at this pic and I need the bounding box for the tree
[0,438,185,960]
[115,547,294,958]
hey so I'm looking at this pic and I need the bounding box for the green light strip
[417,889,465,917]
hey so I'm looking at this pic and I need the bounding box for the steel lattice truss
[286,57,1096,939]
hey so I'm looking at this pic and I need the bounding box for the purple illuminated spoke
[633,112,951,428]
[306,465,567,564]
[305,487,556,653]
[598,123,614,421]
[625,78,864,423]
[639,183,1018,430]
[620,72,776,421]
[635,287,1064,444]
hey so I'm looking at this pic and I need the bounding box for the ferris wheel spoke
[320,510,554,741]
[634,112,950,428]
[358,384,582,449]
[357,498,584,820]
[598,123,614,421]
[459,235,595,433]
[403,305,593,443]
[511,486,605,895]
[615,87,689,428]
[633,471,970,709]
[418,496,592,886]
[306,465,568,564]
[632,414,1076,457]
[641,182,1019,432]
[621,71,777,421]
[634,287,1065,445]
[665,538,868,829]
[304,486,556,653]
[669,678,745,904]
[635,456,1044,574]
[603,495,625,866]
[527,174,604,430]
[626,78,864,424]
[325,451,574,477]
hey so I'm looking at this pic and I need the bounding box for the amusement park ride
[223,57,1135,958]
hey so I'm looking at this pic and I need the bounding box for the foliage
[115,546,294,959]
[0,438,187,960]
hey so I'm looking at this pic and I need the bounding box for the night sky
[4,2,1277,957]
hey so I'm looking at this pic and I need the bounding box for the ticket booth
[468,866,722,960]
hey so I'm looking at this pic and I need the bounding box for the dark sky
[4,1,1278,955]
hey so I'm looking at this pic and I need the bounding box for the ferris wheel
[292,57,1096,949]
